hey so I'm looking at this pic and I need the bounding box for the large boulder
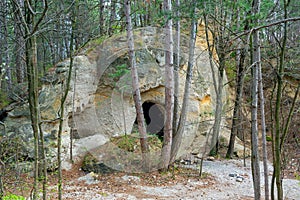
[0,26,235,172]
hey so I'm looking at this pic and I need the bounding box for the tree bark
[108,0,117,36]
[172,0,180,136]
[161,0,173,170]
[258,46,269,200]
[13,0,25,83]
[203,3,225,156]
[226,46,246,158]
[99,0,105,35]
[24,0,48,198]
[251,1,261,199]
[226,8,249,159]
[272,2,289,199]
[171,0,197,163]
[124,0,149,157]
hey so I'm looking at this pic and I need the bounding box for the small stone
[121,175,140,183]
[236,176,244,182]
[229,173,238,177]
[206,156,215,161]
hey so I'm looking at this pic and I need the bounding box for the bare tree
[161,0,174,170]
[12,0,25,83]
[258,38,269,200]
[99,0,105,35]
[272,1,288,199]
[108,0,117,36]
[172,0,180,136]
[170,0,197,164]
[250,0,261,199]
[226,6,249,159]
[22,0,48,199]
[203,0,227,156]
[124,0,149,157]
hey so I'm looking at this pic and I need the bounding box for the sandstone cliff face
[1,27,232,171]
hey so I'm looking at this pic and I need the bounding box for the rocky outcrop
[0,26,244,172]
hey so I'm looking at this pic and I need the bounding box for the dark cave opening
[134,101,164,140]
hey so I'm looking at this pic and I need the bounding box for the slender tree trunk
[0,0,6,90]
[161,0,174,170]
[251,1,261,199]
[226,47,246,158]
[38,122,47,200]
[13,0,25,83]
[108,0,116,36]
[172,0,180,137]
[270,79,276,200]
[210,67,224,155]
[2,0,12,92]
[203,9,224,156]
[24,11,39,200]
[124,0,149,157]
[57,1,77,198]
[171,0,197,163]
[273,2,289,199]
[0,0,4,70]
[99,0,105,35]
[26,31,40,200]
[280,84,299,150]
[258,49,269,200]
[24,1,48,199]
[226,12,249,158]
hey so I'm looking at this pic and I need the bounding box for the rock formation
[0,27,245,172]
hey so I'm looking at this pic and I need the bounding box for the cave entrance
[134,101,164,139]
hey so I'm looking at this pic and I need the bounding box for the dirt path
[48,159,299,200]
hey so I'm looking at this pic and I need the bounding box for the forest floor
[43,158,299,200]
[3,157,300,199]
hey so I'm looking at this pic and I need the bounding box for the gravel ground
[55,159,300,200]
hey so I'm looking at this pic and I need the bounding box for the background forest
[0,0,299,200]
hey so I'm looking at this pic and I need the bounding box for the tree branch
[230,17,300,42]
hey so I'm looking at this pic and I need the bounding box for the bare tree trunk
[99,0,105,35]
[0,0,6,90]
[124,0,149,156]
[251,1,261,199]
[171,0,197,163]
[172,0,180,135]
[203,8,224,157]
[2,0,12,92]
[226,9,249,158]
[272,2,289,199]
[108,0,116,36]
[24,4,39,200]
[226,46,246,158]
[0,0,4,69]
[258,48,269,200]
[13,0,25,83]
[161,0,174,170]
[26,27,40,200]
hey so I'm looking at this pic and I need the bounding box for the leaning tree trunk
[226,47,246,158]
[203,8,225,157]
[226,11,249,158]
[124,0,149,156]
[161,0,174,170]
[170,0,197,163]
